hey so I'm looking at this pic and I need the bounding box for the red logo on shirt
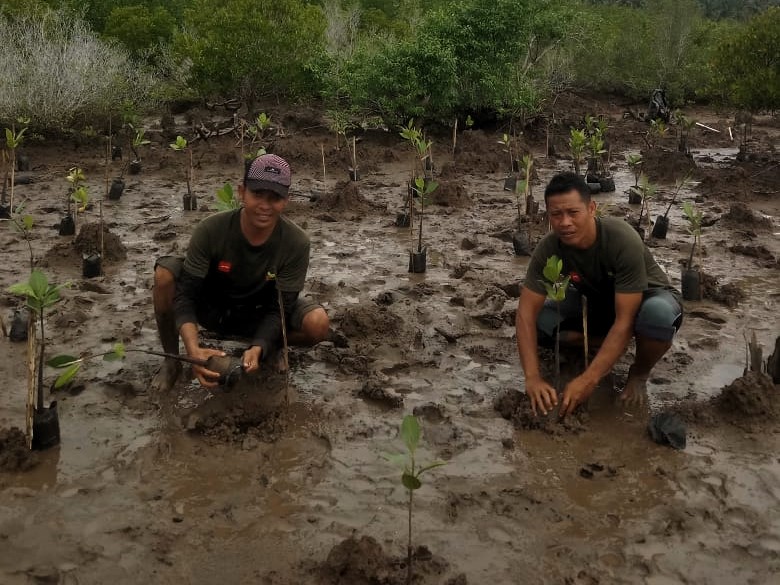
[217,260,232,273]
[569,271,581,283]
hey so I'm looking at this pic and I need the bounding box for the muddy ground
[1,95,779,584]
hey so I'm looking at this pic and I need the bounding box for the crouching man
[516,172,683,417]
[151,154,329,391]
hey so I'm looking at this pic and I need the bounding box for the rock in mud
[0,428,39,472]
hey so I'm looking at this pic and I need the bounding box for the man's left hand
[559,375,596,418]
[242,345,262,373]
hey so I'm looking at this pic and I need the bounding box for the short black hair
[544,172,591,203]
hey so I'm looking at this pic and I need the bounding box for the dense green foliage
[0,0,777,131]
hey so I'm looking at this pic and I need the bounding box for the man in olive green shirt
[151,154,330,391]
[517,172,682,417]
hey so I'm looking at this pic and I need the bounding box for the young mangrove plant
[626,154,643,188]
[540,255,570,392]
[399,120,424,228]
[635,175,657,239]
[215,183,240,211]
[60,167,88,235]
[512,154,535,256]
[569,128,586,176]
[8,270,65,449]
[386,415,445,585]
[46,342,125,390]
[170,135,196,210]
[674,111,696,155]
[408,176,438,273]
[681,201,703,301]
[128,124,150,174]
[498,132,517,174]
[5,121,27,213]
[651,171,692,239]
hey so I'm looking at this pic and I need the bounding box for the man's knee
[154,265,175,289]
[635,292,682,342]
[301,307,329,343]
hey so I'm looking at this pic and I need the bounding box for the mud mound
[494,389,588,434]
[75,222,128,260]
[188,405,286,444]
[336,304,404,344]
[640,149,697,183]
[319,535,457,585]
[314,181,382,214]
[0,427,39,472]
[714,371,778,420]
[674,371,779,426]
[453,130,508,173]
[701,273,746,308]
[430,180,472,208]
[722,203,772,229]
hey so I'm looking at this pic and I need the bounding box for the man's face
[238,186,288,231]
[546,189,597,249]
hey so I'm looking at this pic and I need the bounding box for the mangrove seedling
[248,113,272,153]
[626,154,643,188]
[215,183,240,211]
[409,176,438,273]
[128,125,150,174]
[540,255,570,392]
[646,119,669,150]
[8,270,66,449]
[5,121,27,213]
[170,135,196,209]
[63,167,88,234]
[498,133,517,173]
[674,111,696,155]
[651,172,692,239]
[681,201,703,300]
[569,128,586,176]
[47,342,125,390]
[386,415,445,585]
[635,175,657,239]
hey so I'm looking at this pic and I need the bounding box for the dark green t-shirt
[525,217,671,300]
[183,210,310,311]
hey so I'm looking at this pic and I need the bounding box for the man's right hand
[525,376,558,416]
[188,346,226,388]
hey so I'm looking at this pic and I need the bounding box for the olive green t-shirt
[183,210,309,310]
[524,217,671,299]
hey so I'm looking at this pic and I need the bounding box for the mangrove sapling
[8,270,67,449]
[634,175,657,240]
[399,120,423,229]
[512,154,535,256]
[46,342,125,390]
[645,119,669,150]
[681,201,703,301]
[498,132,517,174]
[348,135,359,181]
[540,256,570,392]
[569,128,586,177]
[60,167,87,235]
[5,122,27,213]
[170,135,196,210]
[248,113,272,154]
[386,415,446,585]
[651,172,692,239]
[408,177,438,274]
[127,125,150,174]
[674,111,696,156]
[215,183,240,211]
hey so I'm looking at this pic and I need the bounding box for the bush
[0,7,159,129]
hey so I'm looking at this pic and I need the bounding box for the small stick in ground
[452,118,458,157]
[582,296,589,368]
[99,200,104,275]
[321,144,326,184]
[276,287,291,406]
[26,315,36,449]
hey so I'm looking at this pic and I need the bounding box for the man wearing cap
[151,153,330,391]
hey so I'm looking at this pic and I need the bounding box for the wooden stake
[352,135,357,175]
[728,126,733,141]
[695,122,720,133]
[99,200,104,275]
[276,287,290,406]
[582,296,589,368]
[452,118,458,157]
[25,315,36,449]
[321,144,326,184]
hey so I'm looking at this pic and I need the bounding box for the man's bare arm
[517,286,558,415]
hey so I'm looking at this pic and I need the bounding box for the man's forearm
[516,312,542,382]
[179,322,201,356]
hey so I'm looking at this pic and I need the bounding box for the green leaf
[47,355,79,368]
[110,342,126,360]
[402,472,421,491]
[29,270,48,300]
[417,461,446,476]
[5,128,12,148]
[7,282,34,297]
[383,453,407,467]
[22,215,33,230]
[542,256,562,284]
[401,415,420,454]
[170,135,187,150]
[54,363,81,389]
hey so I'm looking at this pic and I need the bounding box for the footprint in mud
[0,427,40,472]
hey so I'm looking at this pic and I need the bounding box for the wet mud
[1,97,779,584]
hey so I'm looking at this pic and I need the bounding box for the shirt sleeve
[276,236,310,293]
[173,270,204,330]
[611,227,649,293]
